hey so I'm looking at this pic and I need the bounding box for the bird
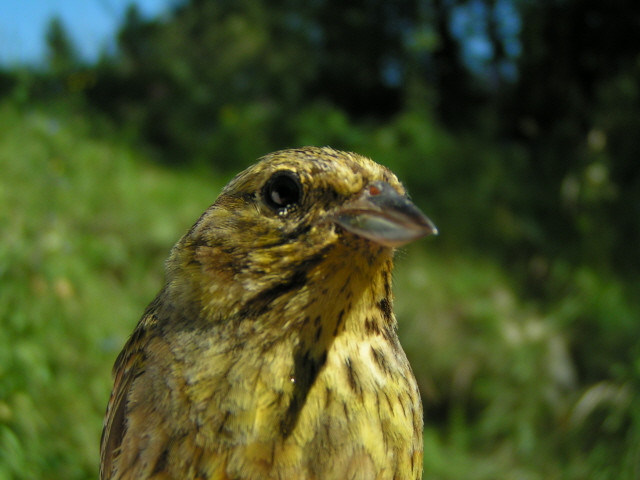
[100,146,437,480]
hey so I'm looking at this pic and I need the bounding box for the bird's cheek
[194,246,240,280]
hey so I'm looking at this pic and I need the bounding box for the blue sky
[0,0,174,65]
[0,0,520,74]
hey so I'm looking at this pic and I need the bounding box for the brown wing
[100,316,150,480]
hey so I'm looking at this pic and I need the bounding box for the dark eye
[263,171,302,211]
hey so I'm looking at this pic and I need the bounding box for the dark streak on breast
[382,266,392,299]
[280,349,327,439]
[217,411,231,435]
[150,448,169,475]
[364,317,381,335]
[314,325,323,342]
[333,309,345,336]
[344,357,361,395]
[324,386,332,408]
[370,346,391,375]
[377,297,392,322]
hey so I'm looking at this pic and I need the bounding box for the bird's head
[165,147,437,322]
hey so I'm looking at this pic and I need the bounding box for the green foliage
[366,110,527,254]
[0,102,221,479]
[8,0,639,274]
[1,0,639,477]
[0,101,637,479]
[395,248,640,480]
[85,1,320,168]
[45,17,79,76]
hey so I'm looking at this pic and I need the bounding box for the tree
[45,17,78,76]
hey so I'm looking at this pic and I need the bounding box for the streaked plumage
[101,147,437,480]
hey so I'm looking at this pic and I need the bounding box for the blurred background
[1,0,639,478]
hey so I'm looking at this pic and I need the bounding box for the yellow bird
[100,147,437,480]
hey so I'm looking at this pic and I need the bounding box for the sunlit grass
[0,102,221,479]
[0,102,636,479]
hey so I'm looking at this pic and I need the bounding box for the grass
[0,102,222,479]
[0,101,636,479]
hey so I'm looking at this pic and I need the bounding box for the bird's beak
[332,181,438,248]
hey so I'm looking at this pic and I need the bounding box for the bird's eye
[263,171,302,211]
